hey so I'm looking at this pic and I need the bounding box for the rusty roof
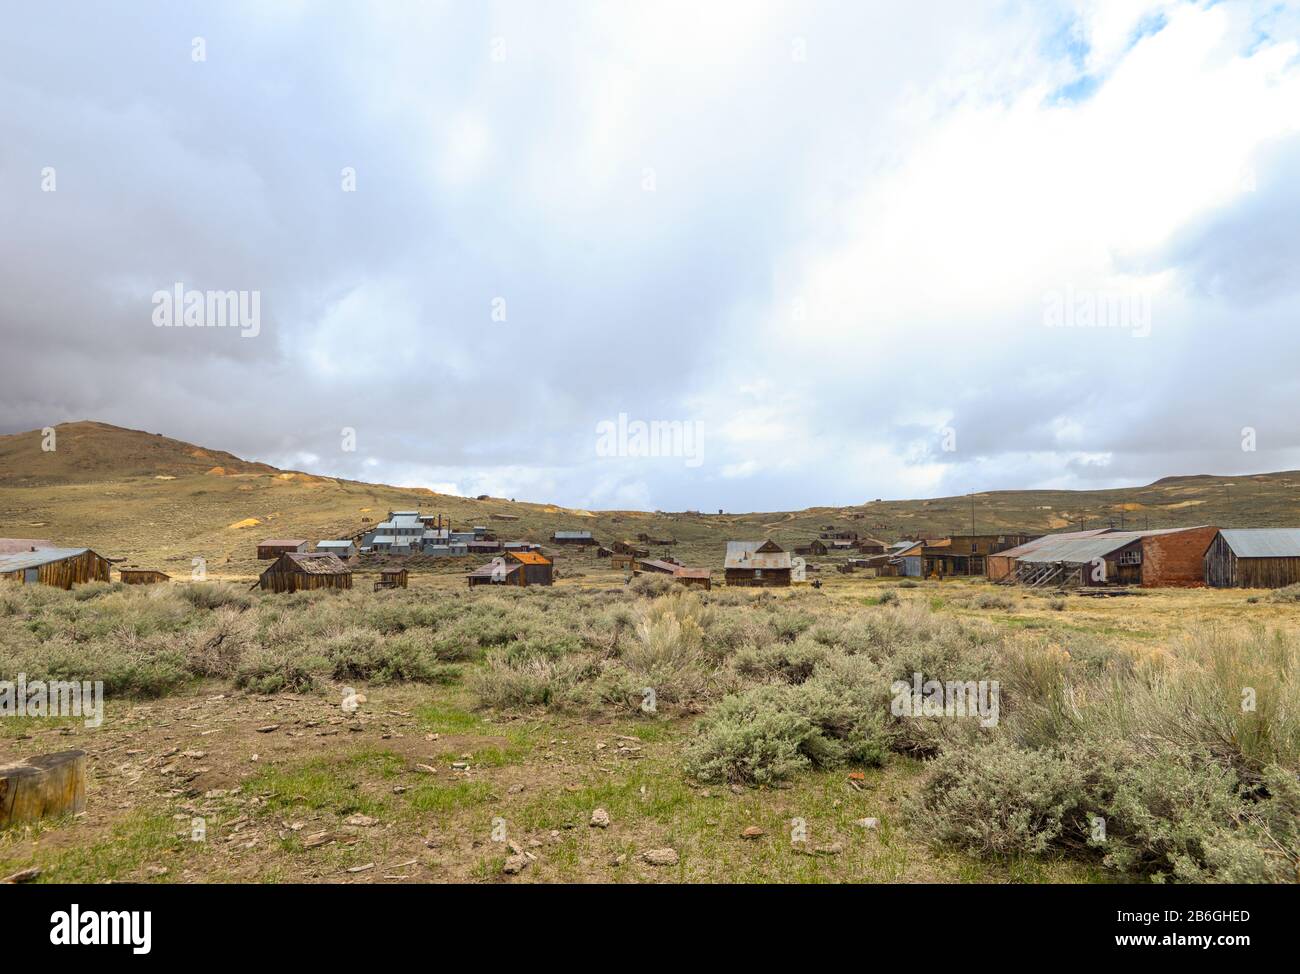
[673,567,711,579]
[508,550,551,565]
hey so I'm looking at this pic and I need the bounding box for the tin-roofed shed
[0,548,112,589]
[1205,529,1300,588]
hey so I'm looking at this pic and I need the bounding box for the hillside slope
[2,422,1299,577]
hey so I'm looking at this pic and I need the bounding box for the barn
[724,540,792,587]
[257,539,308,560]
[119,569,171,585]
[1204,529,1300,588]
[258,552,353,593]
[0,548,112,589]
[635,558,681,575]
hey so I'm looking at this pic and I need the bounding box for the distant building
[922,533,1038,577]
[376,567,409,590]
[724,540,792,587]
[1204,529,1300,588]
[467,550,554,588]
[257,539,309,560]
[119,568,170,585]
[552,530,595,546]
[258,552,353,593]
[0,547,112,589]
[315,540,357,560]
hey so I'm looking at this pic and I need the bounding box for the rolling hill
[3,421,1300,577]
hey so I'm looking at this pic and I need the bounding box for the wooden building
[1204,529,1300,588]
[119,569,171,585]
[922,533,1038,577]
[467,550,553,588]
[0,548,112,590]
[673,568,712,590]
[856,538,889,555]
[724,540,792,587]
[988,530,1113,581]
[377,567,409,590]
[612,540,650,557]
[796,539,829,556]
[257,539,309,560]
[257,552,352,593]
[610,552,637,570]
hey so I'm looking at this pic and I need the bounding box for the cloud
[2,1,1299,510]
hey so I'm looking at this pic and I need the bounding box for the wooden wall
[1,551,111,590]
[1205,536,1300,588]
[724,568,791,587]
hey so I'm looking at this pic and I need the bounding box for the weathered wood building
[257,539,309,560]
[466,550,554,588]
[1204,529,1300,588]
[377,567,409,590]
[922,533,1038,577]
[257,552,353,593]
[551,530,595,546]
[724,540,792,587]
[0,548,112,589]
[119,569,171,585]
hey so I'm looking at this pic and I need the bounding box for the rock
[856,817,880,830]
[641,848,679,866]
[741,825,764,840]
[1,867,41,883]
[451,762,470,771]
[255,725,280,734]
[0,750,87,829]
[346,814,378,827]
[503,854,530,875]
[590,808,610,828]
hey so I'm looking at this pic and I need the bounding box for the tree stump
[0,750,87,828]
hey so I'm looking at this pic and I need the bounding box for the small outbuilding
[467,550,554,588]
[376,567,409,591]
[258,552,353,593]
[551,530,595,546]
[119,569,171,585]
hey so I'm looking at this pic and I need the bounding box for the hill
[3,421,1300,576]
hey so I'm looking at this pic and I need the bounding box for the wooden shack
[377,567,409,590]
[922,533,1038,577]
[467,550,553,588]
[724,540,792,587]
[611,552,637,570]
[0,548,112,590]
[635,558,681,575]
[612,540,650,557]
[258,552,352,593]
[119,569,171,585]
[1205,529,1300,588]
[257,539,309,560]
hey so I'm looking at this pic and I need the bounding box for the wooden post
[0,750,87,829]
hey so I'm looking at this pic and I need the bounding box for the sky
[2,0,1299,512]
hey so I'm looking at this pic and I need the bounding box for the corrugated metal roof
[316,540,354,549]
[467,560,520,578]
[637,559,680,573]
[0,547,92,572]
[259,539,307,547]
[1218,529,1300,558]
[674,567,710,579]
[992,529,1110,560]
[996,527,1209,563]
[553,530,593,539]
[725,541,792,570]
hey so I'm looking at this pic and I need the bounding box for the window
[1118,549,1141,566]
[755,569,763,578]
